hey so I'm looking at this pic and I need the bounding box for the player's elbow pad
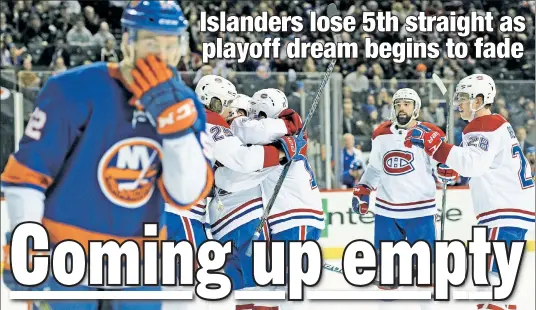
[3,187,45,230]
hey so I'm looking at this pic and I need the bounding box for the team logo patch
[382,150,415,175]
[98,138,162,208]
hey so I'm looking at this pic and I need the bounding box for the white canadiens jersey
[437,114,535,230]
[207,186,264,240]
[215,116,325,234]
[166,110,279,223]
[361,121,443,219]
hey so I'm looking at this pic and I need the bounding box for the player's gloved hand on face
[127,55,206,139]
[352,184,372,215]
[276,134,307,164]
[278,109,303,135]
[437,163,459,184]
[3,232,47,291]
[404,124,444,157]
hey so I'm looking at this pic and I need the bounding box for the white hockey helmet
[249,88,288,119]
[228,94,252,119]
[390,88,421,128]
[453,74,496,121]
[195,74,237,114]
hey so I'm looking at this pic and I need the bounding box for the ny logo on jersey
[383,150,415,175]
[98,138,163,209]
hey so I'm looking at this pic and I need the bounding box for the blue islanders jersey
[1,62,207,250]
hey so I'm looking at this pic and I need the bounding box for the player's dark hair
[476,94,492,109]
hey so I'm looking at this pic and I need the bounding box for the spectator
[275,73,290,94]
[22,15,48,45]
[345,64,369,95]
[287,81,304,114]
[93,22,116,48]
[17,55,41,89]
[83,6,100,34]
[498,107,509,120]
[1,34,25,67]
[63,1,82,15]
[0,13,15,37]
[421,100,446,130]
[101,38,118,62]
[0,36,11,66]
[342,99,362,135]
[193,64,213,85]
[52,56,67,75]
[362,94,376,115]
[341,133,363,188]
[39,37,71,68]
[303,57,316,74]
[67,18,93,47]
[54,4,75,35]
[34,2,51,26]
[376,88,392,121]
[342,159,365,189]
[516,127,534,153]
[526,146,536,178]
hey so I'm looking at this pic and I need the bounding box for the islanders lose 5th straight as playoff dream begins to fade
[1,1,535,310]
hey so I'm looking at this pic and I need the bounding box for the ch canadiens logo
[98,138,163,208]
[382,150,415,175]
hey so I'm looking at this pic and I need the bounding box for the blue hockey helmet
[121,1,188,37]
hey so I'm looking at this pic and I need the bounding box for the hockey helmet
[195,75,237,115]
[121,1,188,37]
[228,94,252,119]
[249,88,288,119]
[454,74,496,121]
[390,88,421,128]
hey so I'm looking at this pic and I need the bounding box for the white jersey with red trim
[207,187,264,240]
[433,114,535,230]
[360,121,443,219]
[215,116,324,234]
[166,110,282,222]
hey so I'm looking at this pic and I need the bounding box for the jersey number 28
[511,144,534,189]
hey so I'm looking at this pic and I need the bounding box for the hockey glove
[128,55,206,139]
[278,108,303,135]
[404,124,444,157]
[3,232,48,291]
[352,184,372,215]
[276,135,307,164]
[437,163,459,184]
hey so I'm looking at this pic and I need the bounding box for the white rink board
[1,195,535,310]
[317,189,535,257]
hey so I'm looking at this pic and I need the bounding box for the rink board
[0,188,534,267]
[318,188,535,259]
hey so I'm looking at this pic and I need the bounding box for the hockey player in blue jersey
[1,1,212,309]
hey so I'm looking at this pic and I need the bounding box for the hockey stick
[431,73,451,241]
[245,3,342,257]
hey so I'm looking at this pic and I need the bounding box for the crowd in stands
[0,0,535,188]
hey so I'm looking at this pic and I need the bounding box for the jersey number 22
[511,144,534,189]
